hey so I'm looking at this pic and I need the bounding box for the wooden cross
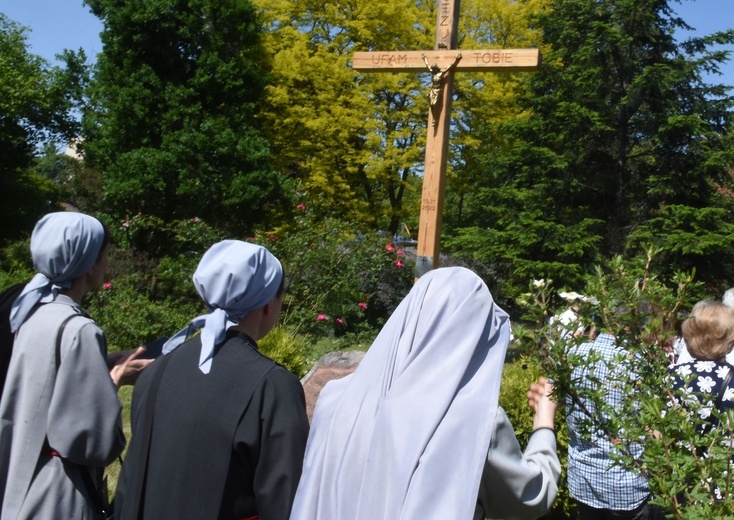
[352,0,540,278]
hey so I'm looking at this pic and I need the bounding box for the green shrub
[517,249,734,518]
[100,213,223,259]
[84,274,202,352]
[258,212,414,338]
[0,239,34,291]
[259,326,309,377]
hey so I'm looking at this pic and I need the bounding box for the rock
[301,351,365,421]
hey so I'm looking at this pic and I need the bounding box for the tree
[255,0,544,234]
[83,0,281,237]
[0,14,86,242]
[33,143,104,213]
[254,0,431,232]
[447,0,734,298]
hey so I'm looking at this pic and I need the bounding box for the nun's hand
[109,347,153,389]
[527,377,557,431]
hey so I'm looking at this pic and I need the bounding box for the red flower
[336,317,344,325]
[103,282,113,290]
[122,221,130,229]
[357,302,367,310]
[317,314,328,322]
[395,259,404,268]
[397,248,405,255]
[385,243,395,252]
[297,203,307,211]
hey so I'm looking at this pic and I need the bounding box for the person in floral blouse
[668,299,734,501]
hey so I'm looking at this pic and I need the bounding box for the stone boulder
[301,350,365,421]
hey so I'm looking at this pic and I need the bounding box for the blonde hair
[681,300,734,361]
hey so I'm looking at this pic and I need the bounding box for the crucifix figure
[423,52,462,126]
[352,0,541,279]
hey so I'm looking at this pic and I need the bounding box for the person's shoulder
[26,299,96,331]
[257,362,305,402]
[263,362,301,385]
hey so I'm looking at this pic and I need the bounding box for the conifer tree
[83,0,280,235]
[448,0,734,297]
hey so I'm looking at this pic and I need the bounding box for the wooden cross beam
[352,49,541,74]
[352,0,540,279]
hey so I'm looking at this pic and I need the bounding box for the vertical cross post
[415,0,460,277]
[351,1,540,279]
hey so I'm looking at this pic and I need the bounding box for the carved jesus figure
[422,53,462,107]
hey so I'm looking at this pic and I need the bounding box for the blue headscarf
[10,212,106,333]
[162,240,283,374]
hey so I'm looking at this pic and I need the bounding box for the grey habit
[476,408,560,519]
[0,296,124,519]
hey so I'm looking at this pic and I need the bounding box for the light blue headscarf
[162,240,283,374]
[9,212,106,333]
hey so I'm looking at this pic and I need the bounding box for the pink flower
[336,317,344,325]
[103,282,113,290]
[357,302,367,310]
[122,221,130,228]
[246,237,255,242]
[385,243,395,252]
[190,217,201,223]
[397,248,405,255]
[395,259,404,268]
[297,203,306,211]
[317,314,328,322]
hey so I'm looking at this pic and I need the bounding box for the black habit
[115,332,309,520]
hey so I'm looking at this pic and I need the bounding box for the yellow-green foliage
[254,0,547,230]
[259,326,310,377]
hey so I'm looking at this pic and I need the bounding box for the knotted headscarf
[10,212,106,333]
[162,240,283,374]
[290,266,510,520]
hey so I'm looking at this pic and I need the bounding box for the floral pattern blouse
[667,360,734,502]
[669,361,734,429]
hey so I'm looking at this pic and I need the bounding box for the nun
[290,266,560,520]
[115,240,310,520]
[0,211,148,519]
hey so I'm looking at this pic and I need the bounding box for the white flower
[694,361,715,373]
[559,291,581,301]
[697,406,713,420]
[715,486,724,501]
[676,365,692,377]
[680,386,697,407]
[697,376,717,393]
[724,387,734,402]
[716,365,731,380]
[533,279,546,289]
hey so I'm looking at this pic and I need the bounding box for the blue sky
[2,0,733,85]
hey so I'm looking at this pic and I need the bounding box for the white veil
[290,266,510,520]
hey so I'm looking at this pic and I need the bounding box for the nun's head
[193,240,284,324]
[30,211,109,287]
[9,212,109,332]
